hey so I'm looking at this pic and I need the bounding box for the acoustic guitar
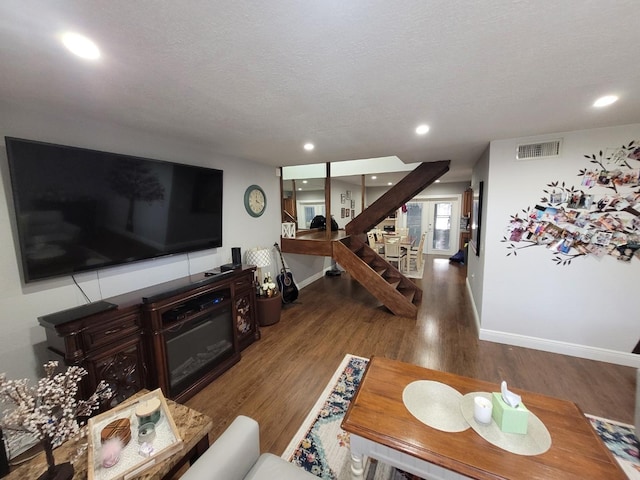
[274,242,299,304]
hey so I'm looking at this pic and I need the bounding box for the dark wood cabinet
[39,305,146,402]
[462,188,473,218]
[460,188,473,249]
[232,271,260,350]
[85,335,146,408]
[39,266,258,404]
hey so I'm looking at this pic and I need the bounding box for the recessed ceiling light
[61,32,100,60]
[387,182,393,186]
[303,143,315,151]
[298,187,302,191]
[415,124,430,135]
[371,176,377,180]
[593,95,618,107]
[435,180,441,183]
[302,180,308,184]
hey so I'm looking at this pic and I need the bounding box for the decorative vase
[38,439,74,480]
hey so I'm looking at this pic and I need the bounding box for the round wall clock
[244,185,267,217]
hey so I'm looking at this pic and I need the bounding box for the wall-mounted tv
[5,137,223,283]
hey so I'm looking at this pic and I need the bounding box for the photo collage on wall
[504,141,640,264]
[340,190,356,219]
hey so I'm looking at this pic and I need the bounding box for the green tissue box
[491,392,529,434]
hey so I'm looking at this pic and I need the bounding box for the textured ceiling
[1,1,639,183]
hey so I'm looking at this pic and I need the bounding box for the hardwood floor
[184,255,637,461]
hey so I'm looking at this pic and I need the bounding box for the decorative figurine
[100,438,123,468]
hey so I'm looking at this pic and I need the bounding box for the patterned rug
[587,415,640,479]
[282,354,640,480]
[282,354,428,479]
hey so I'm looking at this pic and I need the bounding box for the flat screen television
[5,137,223,283]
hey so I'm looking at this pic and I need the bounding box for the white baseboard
[295,270,326,290]
[479,329,640,368]
[465,278,639,368]
[465,278,481,334]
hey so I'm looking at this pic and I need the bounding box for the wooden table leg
[190,435,210,465]
[350,452,365,480]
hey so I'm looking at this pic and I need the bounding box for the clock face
[244,185,266,217]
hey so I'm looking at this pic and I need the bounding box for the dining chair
[367,232,383,253]
[408,232,426,271]
[384,238,407,272]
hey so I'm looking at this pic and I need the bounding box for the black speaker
[231,247,242,267]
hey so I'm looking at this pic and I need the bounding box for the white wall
[291,178,361,276]
[466,147,489,324]
[331,178,362,229]
[0,105,284,380]
[294,178,362,229]
[477,124,640,367]
[366,181,470,206]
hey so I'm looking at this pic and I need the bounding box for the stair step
[334,235,422,318]
[359,254,382,269]
[388,280,401,290]
[359,252,378,264]
[382,271,402,281]
[398,287,417,304]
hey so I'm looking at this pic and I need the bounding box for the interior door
[425,199,459,256]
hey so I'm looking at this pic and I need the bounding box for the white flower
[0,362,112,448]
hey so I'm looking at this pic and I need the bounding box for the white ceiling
[1,1,639,183]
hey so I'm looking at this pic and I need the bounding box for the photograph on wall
[341,207,345,218]
[612,242,640,262]
[549,191,566,204]
[567,193,594,210]
[539,206,558,222]
[503,139,640,265]
[585,243,608,257]
[581,170,599,187]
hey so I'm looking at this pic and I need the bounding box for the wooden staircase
[334,236,422,317]
[346,160,450,235]
[281,160,450,318]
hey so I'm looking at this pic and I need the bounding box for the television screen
[5,137,223,283]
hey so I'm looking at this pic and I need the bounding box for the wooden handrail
[346,160,450,235]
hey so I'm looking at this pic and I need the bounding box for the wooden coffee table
[341,357,626,480]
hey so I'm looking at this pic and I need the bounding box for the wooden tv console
[39,266,259,404]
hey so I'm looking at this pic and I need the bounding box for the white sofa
[180,416,317,480]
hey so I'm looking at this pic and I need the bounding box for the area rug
[281,354,418,479]
[283,354,640,480]
[586,414,640,479]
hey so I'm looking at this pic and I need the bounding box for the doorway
[405,198,460,256]
[425,199,459,256]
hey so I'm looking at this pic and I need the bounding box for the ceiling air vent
[516,139,562,160]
